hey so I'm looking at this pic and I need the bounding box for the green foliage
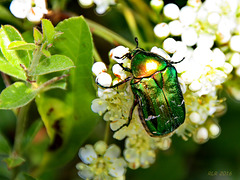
[3,155,25,169]
[30,55,74,76]
[8,41,36,50]
[0,82,38,109]
[0,25,31,68]
[35,16,98,169]
[0,15,97,178]
[0,133,11,155]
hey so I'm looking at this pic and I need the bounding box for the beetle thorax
[130,51,168,78]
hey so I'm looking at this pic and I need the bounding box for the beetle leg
[119,63,132,72]
[169,57,185,64]
[97,76,132,88]
[114,96,138,131]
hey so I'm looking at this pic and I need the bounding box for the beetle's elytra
[98,38,185,137]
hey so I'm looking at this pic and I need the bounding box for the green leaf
[0,56,27,80]
[0,82,38,109]
[16,173,37,180]
[0,25,31,68]
[0,133,11,155]
[3,155,25,169]
[8,41,36,50]
[36,16,98,169]
[34,27,43,44]
[42,19,55,45]
[22,120,43,152]
[32,55,74,76]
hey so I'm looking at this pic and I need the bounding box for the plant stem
[13,103,31,156]
[93,44,103,62]
[28,46,42,77]
[86,19,135,49]
[104,121,110,144]
[1,72,11,87]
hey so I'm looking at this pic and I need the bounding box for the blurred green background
[1,0,240,179]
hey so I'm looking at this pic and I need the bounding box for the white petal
[209,123,220,137]
[109,46,129,63]
[124,148,139,163]
[104,144,121,162]
[163,38,177,53]
[140,150,156,168]
[10,0,31,19]
[189,112,201,124]
[154,23,170,38]
[169,20,183,36]
[112,64,128,79]
[79,0,94,6]
[92,62,107,76]
[76,163,94,179]
[181,27,198,46]
[108,159,127,177]
[150,46,171,60]
[230,35,240,52]
[179,6,196,25]
[91,99,108,114]
[79,145,97,164]
[27,7,44,22]
[96,72,112,87]
[163,3,180,20]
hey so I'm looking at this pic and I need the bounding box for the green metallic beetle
[98,38,185,137]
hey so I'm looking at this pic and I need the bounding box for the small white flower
[189,80,202,92]
[169,20,184,36]
[163,3,180,20]
[189,111,202,124]
[91,99,108,115]
[79,0,94,7]
[77,141,127,179]
[92,62,107,76]
[163,38,177,53]
[197,34,215,49]
[230,53,240,67]
[96,72,112,87]
[230,35,240,52]
[209,123,220,138]
[150,46,171,60]
[181,27,198,46]
[112,64,128,80]
[179,6,197,26]
[223,63,233,74]
[154,23,170,38]
[109,46,130,63]
[10,0,48,22]
[194,127,209,143]
[187,0,202,8]
[207,12,221,25]
[79,144,98,164]
[150,0,164,13]
[94,0,116,14]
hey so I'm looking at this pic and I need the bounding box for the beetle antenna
[135,37,139,48]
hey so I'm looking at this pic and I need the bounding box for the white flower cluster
[78,0,116,14]
[91,46,173,169]
[151,0,240,142]
[76,141,127,179]
[10,0,48,22]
